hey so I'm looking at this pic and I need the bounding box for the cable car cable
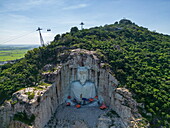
[0,31,36,45]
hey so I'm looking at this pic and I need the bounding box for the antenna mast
[80,22,84,30]
[36,27,45,46]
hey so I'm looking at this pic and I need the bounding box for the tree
[54,34,60,41]
[70,27,78,34]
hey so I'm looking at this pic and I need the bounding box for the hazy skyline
[0,0,170,45]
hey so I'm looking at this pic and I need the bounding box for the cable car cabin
[47,29,51,31]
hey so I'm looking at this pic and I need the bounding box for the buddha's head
[77,67,88,85]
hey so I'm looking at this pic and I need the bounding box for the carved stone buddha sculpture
[69,66,97,105]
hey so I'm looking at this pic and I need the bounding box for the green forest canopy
[0,19,169,127]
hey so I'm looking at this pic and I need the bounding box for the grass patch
[25,92,35,100]
[11,100,18,105]
[0,45,37,61]
[39,82,52,88]
[0,49,27,61]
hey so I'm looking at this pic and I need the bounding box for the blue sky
[0,0,170,45]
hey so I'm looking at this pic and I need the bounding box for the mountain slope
[0,19,169,127]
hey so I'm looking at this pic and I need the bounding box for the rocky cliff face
[43,87,147,128]
[111,88,148,127]
[0,49,146,128]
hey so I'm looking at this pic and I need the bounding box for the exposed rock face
[9,121,32,128]
[0,49,145,128]
[111,88,145,127]
[44,105,127,128]
[0,84,58,128]
[43,49,118,106]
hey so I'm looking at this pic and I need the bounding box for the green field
[0,45,39,61]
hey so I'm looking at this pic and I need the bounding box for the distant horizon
[0,44,40,46]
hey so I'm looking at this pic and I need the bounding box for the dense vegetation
[0,19,169,127]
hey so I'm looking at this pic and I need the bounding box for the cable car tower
[36,27,45,46]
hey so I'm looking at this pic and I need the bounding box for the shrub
[13,111,35,125]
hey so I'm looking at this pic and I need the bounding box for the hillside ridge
[0,19,169,127]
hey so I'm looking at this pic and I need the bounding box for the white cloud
[63,4,88,10]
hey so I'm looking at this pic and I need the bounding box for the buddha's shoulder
[85,81,94,85]
[71,81,80,84]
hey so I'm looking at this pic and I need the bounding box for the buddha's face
[77,67,88,84]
